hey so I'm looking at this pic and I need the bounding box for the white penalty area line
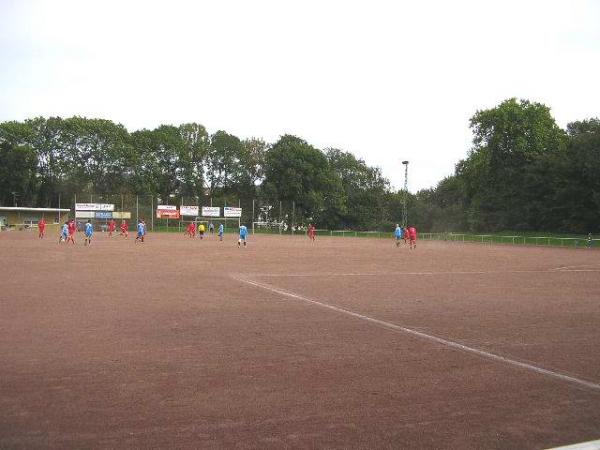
[232,276,600,393]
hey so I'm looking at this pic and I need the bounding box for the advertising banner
[75,203,115,211]
[156,205,179,219]
[112,212,132,219]
[95,211,113,219]
[224,207,242,218]
[180,205,199,217]
[201,206,220,217]
[75,211,95,219]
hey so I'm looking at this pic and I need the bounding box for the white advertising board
[201,206,221,217]
[224,207,242,218]
[75,203,115,211]
[180,205,199,216]
[75,211,96,219]
[156,205,180,219]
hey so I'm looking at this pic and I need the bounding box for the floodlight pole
[402,161,409,227]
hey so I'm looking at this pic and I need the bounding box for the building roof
[0,207,70,212]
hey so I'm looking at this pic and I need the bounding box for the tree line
[0,98,598,233]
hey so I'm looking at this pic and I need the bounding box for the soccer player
[108,219,117,237]
[198,223,205,239]
[394,224,403,247]
[67,219,76,244]
[38,217,46,239]
[408,225,417,250]
[186,222,196,238]
[238,224,248,247]
[209,222,215,235]
[135,219,145,243]
[218,223,224,241]
[588,233,593,249]
[120,220,129,238]
[59,221,69,243]
[308,223,316,242]
[84,219,94,246]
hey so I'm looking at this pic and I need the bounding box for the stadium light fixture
[402,161,409,227]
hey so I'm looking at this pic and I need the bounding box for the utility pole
[402,161,409,227]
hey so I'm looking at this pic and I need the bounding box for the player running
[198,223,205,239]
[135,219,146,243]
[59,221,69,243]
[38,217,46,239]
[84,220,94,246]
[120,220,129,238]
[186,221,196,238]
[394,224,403,247]
[108,219,116,237]
[218,223,224,241]
[408,225,417,250]
[308,223,316,242]
[238,224,248,247]
[66,219,76,244]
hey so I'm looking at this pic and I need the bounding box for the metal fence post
[151,196,154,231]
[292,201,295,235]
[136,195,139,224]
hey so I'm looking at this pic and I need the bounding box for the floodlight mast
[402,161,409,227]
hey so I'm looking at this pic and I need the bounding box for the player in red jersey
[38,217,46,239]
[307,223,316,242]
[120,220,129,238]
[186,222,196,238]
[408,225,417,250]
[108,219,117,237]
[66,219,76,244]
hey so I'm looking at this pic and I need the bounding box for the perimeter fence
[25,193,599,248]
[42,193,322,234]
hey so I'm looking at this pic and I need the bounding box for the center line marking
[233,275,600,393]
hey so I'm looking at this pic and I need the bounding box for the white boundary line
[233,276,600,393]
[546,439,600,450]
[248,269,600,278]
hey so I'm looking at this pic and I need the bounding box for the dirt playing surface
[1,231,599,449]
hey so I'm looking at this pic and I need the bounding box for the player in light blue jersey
[84,220,94,246]
[59,221,69,243]
[394,224,403,247]
[238,224,248,247]
[218,223,224,241]
[135,219,146,243]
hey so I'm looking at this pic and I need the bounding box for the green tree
[130,125,186,200]
[179,123,209,199]
[0,142,39,206]
[206,130,246,198]
[326,149,390,229]
[559,119,600,232]
[263,135,343,227]
[465,98,566,230]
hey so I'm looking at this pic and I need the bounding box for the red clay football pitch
[1,231,599,449]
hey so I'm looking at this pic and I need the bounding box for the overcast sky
[1,0,599,191]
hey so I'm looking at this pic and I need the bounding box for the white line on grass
[233,275,600,393]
